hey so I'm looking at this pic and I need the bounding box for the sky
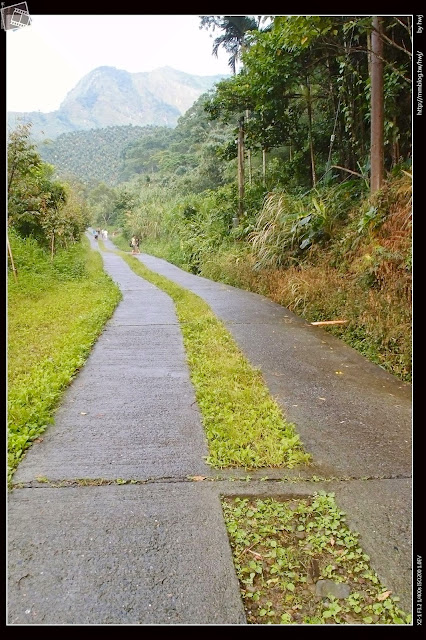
[6,14,232,113]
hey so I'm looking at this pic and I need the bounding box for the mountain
[8,66,227,140]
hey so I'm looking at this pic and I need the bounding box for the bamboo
[7,233,18,282]
[311,320,348,326]
[305,79,317,188]
[331,165,364,178]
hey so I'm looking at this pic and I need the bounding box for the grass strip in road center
[102,241,311,470]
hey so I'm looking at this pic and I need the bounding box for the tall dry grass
[199,175,412,381]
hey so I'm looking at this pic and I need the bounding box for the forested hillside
[11,16,412,382]
[39,125,166,186]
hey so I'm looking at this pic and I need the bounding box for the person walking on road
[131,236,140,254]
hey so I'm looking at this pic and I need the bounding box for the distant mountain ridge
[8,66,226,140]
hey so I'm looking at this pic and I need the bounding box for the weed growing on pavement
[8,236,121,484]
[221,493,411,625]
[106,244,311,470]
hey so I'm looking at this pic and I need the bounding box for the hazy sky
[6,14,232,112]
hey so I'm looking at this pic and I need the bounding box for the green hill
[38,125,168,186]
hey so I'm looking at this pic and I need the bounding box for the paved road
[7,239,412,623]
[136,253,412,479]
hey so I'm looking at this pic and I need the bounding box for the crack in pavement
[11,472,412,490]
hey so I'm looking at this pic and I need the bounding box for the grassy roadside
[222,494,411,625]
[101,239,310,470]
[7,234,121,483]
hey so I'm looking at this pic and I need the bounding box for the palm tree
[200,16,261,221]
[200,15,259,74]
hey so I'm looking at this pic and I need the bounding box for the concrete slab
[12,252,210,484]
[8,485,246,625]
[8,239,412,624]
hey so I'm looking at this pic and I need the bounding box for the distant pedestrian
[103,229,108,240]
[131,236,140,254]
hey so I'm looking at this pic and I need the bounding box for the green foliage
[31,15,410,385]
[205,15,411,186]
[200,16,261,74]
[39,125,163,186]
[222,493,411,625]
[8,123,89,251]
[8,234,121,483]
[250,180,367,268]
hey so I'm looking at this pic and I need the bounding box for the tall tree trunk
[237,116,245,224]
[305,79,317,188]
[370,16,384,194]
[245,109,252,185]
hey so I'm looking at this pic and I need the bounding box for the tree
[205,16,411,192]
[200,15,260,74]
[8,123,89,265]
[87,182,117,227]
[8,124,66,248]
[370,16,384,193]
[201,16,261,220]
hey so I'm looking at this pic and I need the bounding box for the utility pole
[370,16,384,194]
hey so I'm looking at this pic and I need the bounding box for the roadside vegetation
[102,240,310,469]
[7,126,121,483]
[222,493,411,625]
[7,232,121,483]
[107,169,411,382]
[81,16,411,383]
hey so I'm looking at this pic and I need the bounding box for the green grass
[8,234,121,483]
[222,494,411,625]
[102,239,311,470]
